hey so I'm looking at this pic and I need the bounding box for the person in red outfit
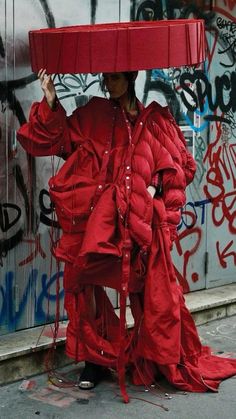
[17,69,236,403]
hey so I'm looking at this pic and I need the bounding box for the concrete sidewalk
[1,283,236,386]
[1,314,236,419]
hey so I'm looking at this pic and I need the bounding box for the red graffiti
[216,240,236,268]
[212,191,236,233]
[174,227,202,293]
[204,118,236,234]
[213,4,236,21]
[19,234,47,266]
[223,0,236,11]
[206,29,219,72]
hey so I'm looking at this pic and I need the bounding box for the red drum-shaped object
[29,20,205,74]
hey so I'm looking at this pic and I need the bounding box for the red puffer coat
[17,96,190,256]
[17,96,236,402]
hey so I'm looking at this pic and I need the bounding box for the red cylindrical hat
[29,19,206,74]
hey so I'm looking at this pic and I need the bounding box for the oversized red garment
[17,96,236,402]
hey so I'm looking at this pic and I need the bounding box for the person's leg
[78,285,103,389]
[78,360,103,389]
[63,264,104,389]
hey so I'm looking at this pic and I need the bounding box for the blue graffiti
[151,69,171,81]
[36,271,65,323]
[183,96,213,132]
[183,111,209,132]
[178,198,211,230]
[0,269,64,333]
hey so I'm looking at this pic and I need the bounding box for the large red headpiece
[29,19,205,74]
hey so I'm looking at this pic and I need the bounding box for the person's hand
[38,68,56,109]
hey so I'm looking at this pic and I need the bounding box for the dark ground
[1,315,236,419]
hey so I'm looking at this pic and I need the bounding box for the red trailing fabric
[29,19,206,74]
[117,242,132,403]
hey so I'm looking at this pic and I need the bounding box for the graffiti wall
[169,0,236,292]
[203,0,236,288]
[0,0,235,335]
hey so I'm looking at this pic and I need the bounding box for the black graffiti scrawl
[0,0,56,262]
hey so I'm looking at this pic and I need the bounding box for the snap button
[98,184,103,189]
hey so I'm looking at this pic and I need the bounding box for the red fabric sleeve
[17,97,72,157]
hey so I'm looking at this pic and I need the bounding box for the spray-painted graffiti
[178,198,211,230]
[216,17,236,68]
[0,187,58,261]
[53,73,101,103]
[216,240,236,268]
[179,70,236,123]
[135,0,163,21]
[39,189,59,228]
[0,203,21,232]
[0,0,55,255]
[0,269,64,331]
[203,119,236,233]
[19,234,47,266]
[170,2,236,285]
[174,226,203,292]
[194,135,208,185]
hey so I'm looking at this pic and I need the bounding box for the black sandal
[78,361,102,390]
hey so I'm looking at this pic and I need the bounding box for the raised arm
[17,69,72,157]
[38,68,57,110]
